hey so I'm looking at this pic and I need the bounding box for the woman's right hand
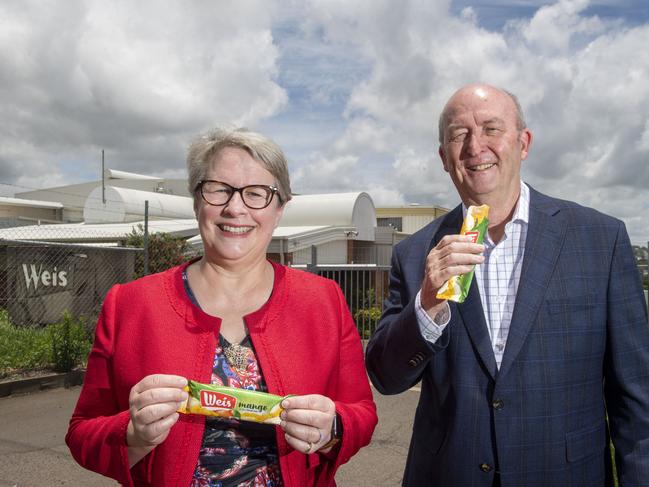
[126,374,188,464]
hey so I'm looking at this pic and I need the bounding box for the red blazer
[66,260,377,486]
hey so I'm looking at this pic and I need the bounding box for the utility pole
[144,200,149,275]
[101,149,106,204]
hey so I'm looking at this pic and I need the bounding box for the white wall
[0,205,60,222]
[402,214,436,234]
[352,193,376,241]
[291,240,348,265]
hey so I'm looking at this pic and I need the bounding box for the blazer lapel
[437,206,498,380]
[458,280,498,379]
[429,205,462,250]
[497,189,567,380]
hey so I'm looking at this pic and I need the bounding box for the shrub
[352,288,384,339]
[48,311,92,373]
[354,306,382,339]
[0,309,51,377]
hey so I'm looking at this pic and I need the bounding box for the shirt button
[495,343,504,352]
[492,399,504,410]
[480,463,493,473]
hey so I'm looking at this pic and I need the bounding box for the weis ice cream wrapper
[436,204,489,303]
[178,380,288,425]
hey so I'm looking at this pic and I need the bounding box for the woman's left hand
[280,394,336,454]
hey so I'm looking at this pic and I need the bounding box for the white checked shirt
[416,182,530,369]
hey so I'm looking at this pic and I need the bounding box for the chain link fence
[2,227,646,353]
[0,215,203,329]
[0,227,389,352]
[0,238,140,328]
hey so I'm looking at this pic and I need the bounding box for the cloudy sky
[1,0,648,244]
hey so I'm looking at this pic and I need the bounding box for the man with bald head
[366,84,649,486]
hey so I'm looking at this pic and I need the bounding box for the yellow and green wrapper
[436,204,489,303]
[178,380,288,425]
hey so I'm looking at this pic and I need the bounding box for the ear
[273,203,285,228]
[439,146,449,172]
[519,128,533,161]
[193,197,200,218]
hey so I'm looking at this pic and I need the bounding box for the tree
[125,225,191,278]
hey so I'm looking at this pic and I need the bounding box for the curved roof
[83,186,194,223]
[77,189,375,242]
[280,192,375,241]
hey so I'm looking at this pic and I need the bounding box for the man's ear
[439,146,449,172]
[519,128,533,161]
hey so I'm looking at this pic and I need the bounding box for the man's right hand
[420,234,485,316]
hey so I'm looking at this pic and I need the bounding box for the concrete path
[0,385,417,486]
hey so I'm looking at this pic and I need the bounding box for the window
[377,217,402,232]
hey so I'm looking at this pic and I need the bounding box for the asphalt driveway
[0,384,418,486]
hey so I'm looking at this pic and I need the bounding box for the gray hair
[438,87,527,143]
[186,127,292,205]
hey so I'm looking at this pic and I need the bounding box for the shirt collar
[512,181,530,225]
[461,180,530,226]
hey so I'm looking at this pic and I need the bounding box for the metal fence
[0,238,140,327]
[304,264,391,343]
[0,210,198,328]
[0,233,391,344]
[2,229,646,341]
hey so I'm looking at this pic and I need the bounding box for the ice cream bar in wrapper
[178,380,288,425]
[436,204,489,303]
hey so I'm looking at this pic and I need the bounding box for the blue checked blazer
[366,188,649,486]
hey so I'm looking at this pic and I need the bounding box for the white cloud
[292,153,360,193]
[333,118,394,155]
[0,0,286,183]
[379,148,459,212]
[1,0,648,243]
[365,186,406,206]
[638,119,649,152]
[519,0,607,54]
[293,0,649,242]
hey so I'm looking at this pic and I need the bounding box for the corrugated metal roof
[0,218,198,242]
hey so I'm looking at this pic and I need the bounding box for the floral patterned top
[183,270,283,487]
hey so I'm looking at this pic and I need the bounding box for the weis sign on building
[22,264,68,291]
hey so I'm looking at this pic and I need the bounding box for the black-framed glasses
[197,180,280,209]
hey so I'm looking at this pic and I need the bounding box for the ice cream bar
[436,204,489,303]
[178,380,288,425]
